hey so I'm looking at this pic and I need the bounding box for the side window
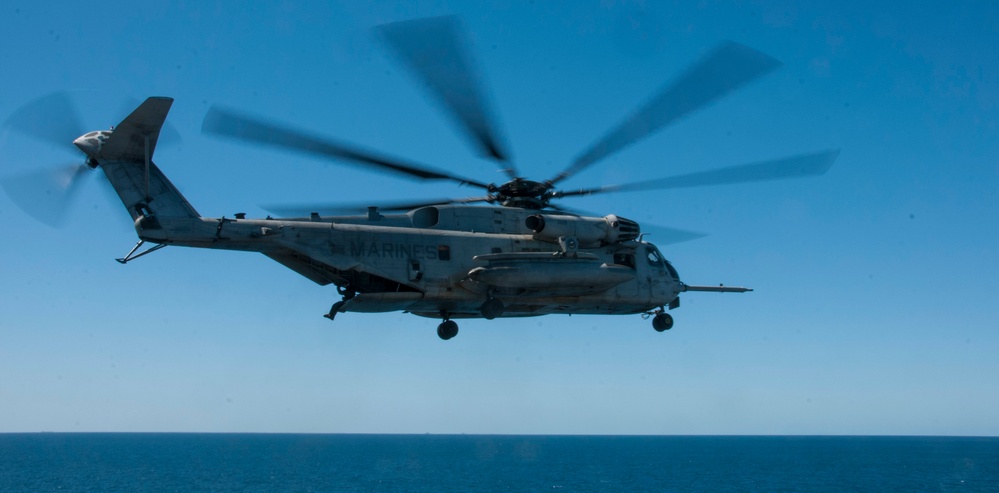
[614,253,636,269]
[437,245,451,261]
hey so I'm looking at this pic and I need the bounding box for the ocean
[1,434,997,491]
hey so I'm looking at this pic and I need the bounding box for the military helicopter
[2,17,837,340]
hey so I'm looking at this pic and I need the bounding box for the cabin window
[437,245,451,261]
[613,253,636,269]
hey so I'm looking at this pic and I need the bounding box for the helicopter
[1,17,837,340]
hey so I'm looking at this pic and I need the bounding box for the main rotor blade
[551,42,782,185]
[558,150,839,197]
[547,204,707,245]
[1,163,90,227]
[4,92,85,153]
[202,106,490,189]
[639,224,708,245]
[377,16,515,178]
[263,196,492,217]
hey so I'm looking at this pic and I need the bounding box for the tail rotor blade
[551,42,782,185]
[377,16,515,177]
[3,92,85,153]
[1,163,90,227]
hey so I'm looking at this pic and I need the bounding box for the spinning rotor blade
[637,224,708,245]
[0,164,90,227]
[549,204,707,245]
[264,196,492,217]
[2,92,91,227]
[4,92,85,153]
[558,150,839,198]
[551,41,782,185]
[377,16,515,178]
[202,106,490,189]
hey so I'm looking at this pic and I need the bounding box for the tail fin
[98,97,199,221]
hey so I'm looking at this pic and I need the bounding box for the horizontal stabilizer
[100,97,174,162]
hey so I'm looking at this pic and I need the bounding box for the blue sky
[1,1,997,435]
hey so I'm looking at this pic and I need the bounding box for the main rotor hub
[491,178,554,209]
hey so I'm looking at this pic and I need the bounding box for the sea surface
[1,434,997,492]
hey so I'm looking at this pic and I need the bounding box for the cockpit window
[646,246,664,268]
[664,260,680,281]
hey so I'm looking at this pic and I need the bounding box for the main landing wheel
[437,320,459,340]
[652,313,674,332]
[480,298,504,320]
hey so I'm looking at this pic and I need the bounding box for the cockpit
[645,244,681,282]
[646,245,665,268]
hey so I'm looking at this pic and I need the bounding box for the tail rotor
[1,91,182,227]
[0,91,96,226]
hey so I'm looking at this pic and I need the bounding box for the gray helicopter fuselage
[135,204,683,319]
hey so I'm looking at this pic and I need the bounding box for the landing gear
[437,319,459,340]
[480,297,504,320]
[652,312,674,332]
[115,239,167,264]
